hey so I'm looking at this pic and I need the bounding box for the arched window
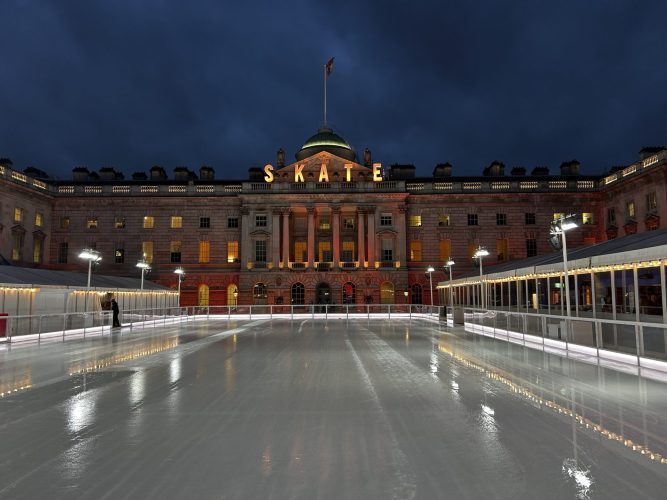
[253,282,268,305]
[227,284,238,306]
[291,282,305,305]
[198,284,210,306]
[342,282,356,304]
[380,282,394,304]
[411,283,423,304]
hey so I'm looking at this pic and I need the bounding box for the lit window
[380,214,392,226]
[115,247,125,264]
[227,241,239,263]
[227,217,239,228]
[33,237,43,263]
[553,213,564,221]
[319,217,331,230]
[87,217,98,229]
[439,239,451,261]
[35,212,43,227]
[496,213,507,226]
[410,241,422,261]
[11,231,24,261]
[143,216,154,229]
[342,241,355,262]
[496,238,508,261]
[199,241,210,263]
[294,241,307,262]
[438,214,450,226]
[14,207,23,223]
[170,241,182,263]
[142,242,153,264]
[171,216,183,229]
[467,214,478,226]
[582,213,594,225]
[200,217,210,229]
[343,218,355,229]
[409,215,422,227]
[318,241,331,262]
[626,202,635,218]
[198,284,210,306]
[60,216,70,229]
[255,215,267,227]
[525,213,536,225]
[115,216,126,229]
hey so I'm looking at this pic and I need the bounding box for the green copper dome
[296,127,356,161]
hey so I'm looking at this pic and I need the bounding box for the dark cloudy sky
[2,0,666,180]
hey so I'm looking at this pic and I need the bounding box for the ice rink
[1,317,667,499]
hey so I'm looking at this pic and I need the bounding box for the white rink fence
[0,304,444,344]
[463,307,667,372]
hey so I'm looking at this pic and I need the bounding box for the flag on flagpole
[325,57,334,76]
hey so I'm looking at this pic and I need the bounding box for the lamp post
[136,258,151,291]
[426,266,435,308]
[79,248,102,288]
[174,267,185,305]
[551,214,578,323]
[403,290,409,304]
[473,247,489,309]
[233,289,238,306]
[444,258,455,312]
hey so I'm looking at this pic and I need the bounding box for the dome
[295,127,356,161]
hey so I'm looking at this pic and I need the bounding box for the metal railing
[0,304,443,344]
[462,307,667,369]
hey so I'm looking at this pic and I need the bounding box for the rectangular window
[467,214,478,226]
[171,216,183,229]
[143,216,154,229]
[170,241,182,263]
[255,214,267,227]
[35,212,43,227]
[409,215,422,227]
[647,192,658,212]
[627,202,635,218]
[343,217,355,229]
[438,214,450,227]
[410,241,422,261]
[227,241,239,263]
[115,247,125,264]
[11,232,24,261]
[115,216,126,229]
[381,239,393,262]
[14,207,23,223]
[582,212,594,225]
[525,213,536,225]
[607,208,616,224]
[60,216,70,229]
[526,239,537,257]
[87,216,98,229]
[342,241,355,262]
[496,213,507,226]
[294,241,307,262]
[319,217,331,230]
[439,239,452,261]
[380,214,392,226]
[142,241,153,264]
[496,238,508,261]
[33,238,43,264]
[227,217,239,228]
[553,213,564,221]
[199,241,210,263]
[58,242,68,263]
[318,241,332,262]
[255,240,267,262]
[199,217,210,229]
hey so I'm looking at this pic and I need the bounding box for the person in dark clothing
[111,299,121,328]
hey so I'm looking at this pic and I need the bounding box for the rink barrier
[462,307,667,371]
[0,304,443,344]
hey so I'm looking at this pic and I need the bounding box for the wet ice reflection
[169,357,181,384]
[67,388,98,434]
[562,458,593,500]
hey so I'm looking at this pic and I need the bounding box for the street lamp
[136,258,151,291]
[233,289,238,306]
[473,247,489,309]
[551,214,578,323]
[444,258,455,312]
[403,290,409,304]
[79,248,102,288]
[174,267,185,305]
[426,266,435,308]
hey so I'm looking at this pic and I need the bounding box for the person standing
[111,299,121,328]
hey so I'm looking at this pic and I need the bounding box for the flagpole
[323,63,327,127]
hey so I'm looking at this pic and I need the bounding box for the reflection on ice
[481,404,495,417]
[562,458,593,499]
[67,389,98,434]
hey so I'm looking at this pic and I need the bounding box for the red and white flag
[325,57,334,76]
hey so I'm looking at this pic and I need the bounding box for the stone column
[241,208,250,267]
[357,208,365,267]
[272,209,281,268]
[397,205,407,267]
[367,207,376,268]
[282,209,290,267]
[307,206,315,268]
[332,205,340,268]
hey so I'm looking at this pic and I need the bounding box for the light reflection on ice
[562,458,593,499]
[67,390,98,434]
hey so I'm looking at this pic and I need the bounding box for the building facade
[1,131,665,306]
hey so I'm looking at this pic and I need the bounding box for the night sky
[2,0,666,180]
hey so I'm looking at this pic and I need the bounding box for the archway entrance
[316,283,331,306]
[342,282,356,304]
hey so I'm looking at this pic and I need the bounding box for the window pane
[143,216,154,229]
[227,241,239,262]
[171,216,182,229]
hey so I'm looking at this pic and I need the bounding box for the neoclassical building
[1,129,665,306]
